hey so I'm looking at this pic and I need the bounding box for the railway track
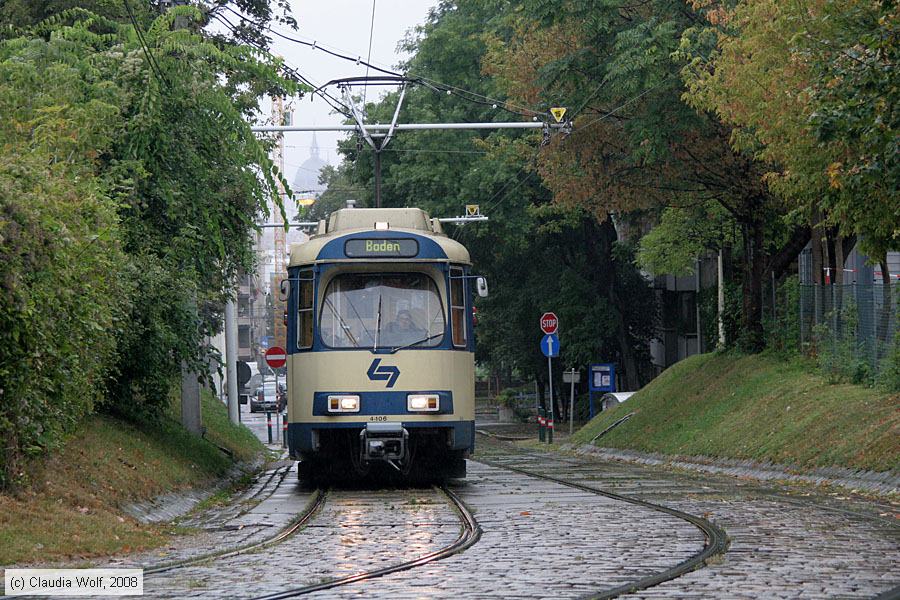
[143,477,481,598]
[476,456,728,599]
[144,487,327,576]
[481,432,900,529]
[144,456,723,599]
[249,485,481,599]
[475,433,899,599]
[140,438,895,598]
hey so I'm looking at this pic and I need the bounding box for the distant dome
[290,133,327,196]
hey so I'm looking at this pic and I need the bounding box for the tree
[0,5,299,486]
[321,0,659,394]
[486,0,811,351]
[680,0,897,260]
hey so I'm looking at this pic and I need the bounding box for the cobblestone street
[475,439,899,599]
[100,409,900,599]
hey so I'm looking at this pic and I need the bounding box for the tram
[281,208,486,481]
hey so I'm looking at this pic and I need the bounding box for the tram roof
[288,208,471,266]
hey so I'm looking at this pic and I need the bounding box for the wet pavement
[90,409,900,598]
[474,439,899,599]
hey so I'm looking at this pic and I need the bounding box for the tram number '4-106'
[369,416,388,422]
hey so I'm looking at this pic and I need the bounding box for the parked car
[250,381,279,413]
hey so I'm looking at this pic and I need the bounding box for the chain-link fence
[799,283,898,379]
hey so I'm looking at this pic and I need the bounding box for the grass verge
[0,391,264,565]
[572,352,899,473]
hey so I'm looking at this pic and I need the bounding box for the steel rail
[493,438,900,529]
[249,485,482,599]
[144,487,327,576]
[195,465,292,527]
[476,455,729,600]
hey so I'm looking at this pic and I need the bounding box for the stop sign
[540,312,558,334]
[265,346,287,369]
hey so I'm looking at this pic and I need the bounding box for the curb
[567,444,900,497]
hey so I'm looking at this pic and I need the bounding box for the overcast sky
[264,0,438,179]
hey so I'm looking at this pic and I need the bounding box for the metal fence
[799,283,898,372]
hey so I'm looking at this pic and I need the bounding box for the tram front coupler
[360,422,409,469]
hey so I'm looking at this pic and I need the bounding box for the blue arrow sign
[541,333,560,358]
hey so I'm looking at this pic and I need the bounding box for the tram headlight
[407,394,439,412]
[327,395,360,413]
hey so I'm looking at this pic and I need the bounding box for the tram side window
[298,269,314,349]
[450,267,467,348]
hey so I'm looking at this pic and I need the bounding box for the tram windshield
[319,273,445,350]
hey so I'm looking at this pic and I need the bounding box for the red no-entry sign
[265,346,287,369]
[540,312,559,334]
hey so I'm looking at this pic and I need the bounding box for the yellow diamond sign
[550,107,567,123]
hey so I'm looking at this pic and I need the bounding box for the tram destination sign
[344,238,419,258]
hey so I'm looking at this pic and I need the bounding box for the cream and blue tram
[283,208,483,481]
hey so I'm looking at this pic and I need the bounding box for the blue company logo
[367,359,400,388]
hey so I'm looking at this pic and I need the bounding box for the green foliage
[680,0,898,256]
[878,334,900,393]
[814,300,874,386]
[0,35,131,487]
[572,352,900,472]
[320,2,659,390]
[762,278,801,358]
[806,1,899,257]
[637,202,735,276]
[696,279,743,351]
[0,7,297,487]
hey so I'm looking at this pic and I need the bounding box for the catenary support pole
[696,258,703,354]
[180,289,202,435]
[569,371,576,436]
[181,363,202,435]
[224,296,239,424]
[374,150,382,208]
[718,249,726,348]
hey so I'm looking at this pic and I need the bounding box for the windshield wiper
[390,333,443,353]
[324,298,359,347]
[374,294,383,351]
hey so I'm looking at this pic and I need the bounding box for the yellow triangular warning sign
[466,204,481,216]
[550,107,567,123]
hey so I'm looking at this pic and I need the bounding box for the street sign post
[539,316,560,443]
[265,346,287,421]
[563,368,580,435]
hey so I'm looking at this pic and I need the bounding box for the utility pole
[181,364,202,435]
[718,249,726,348]
[373,139,383,208]
[224,295,239,424]
[180,290,202,435]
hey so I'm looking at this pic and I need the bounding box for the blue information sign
[589,363,615,392]
[541,333,560,357]
[588,363,616,419]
